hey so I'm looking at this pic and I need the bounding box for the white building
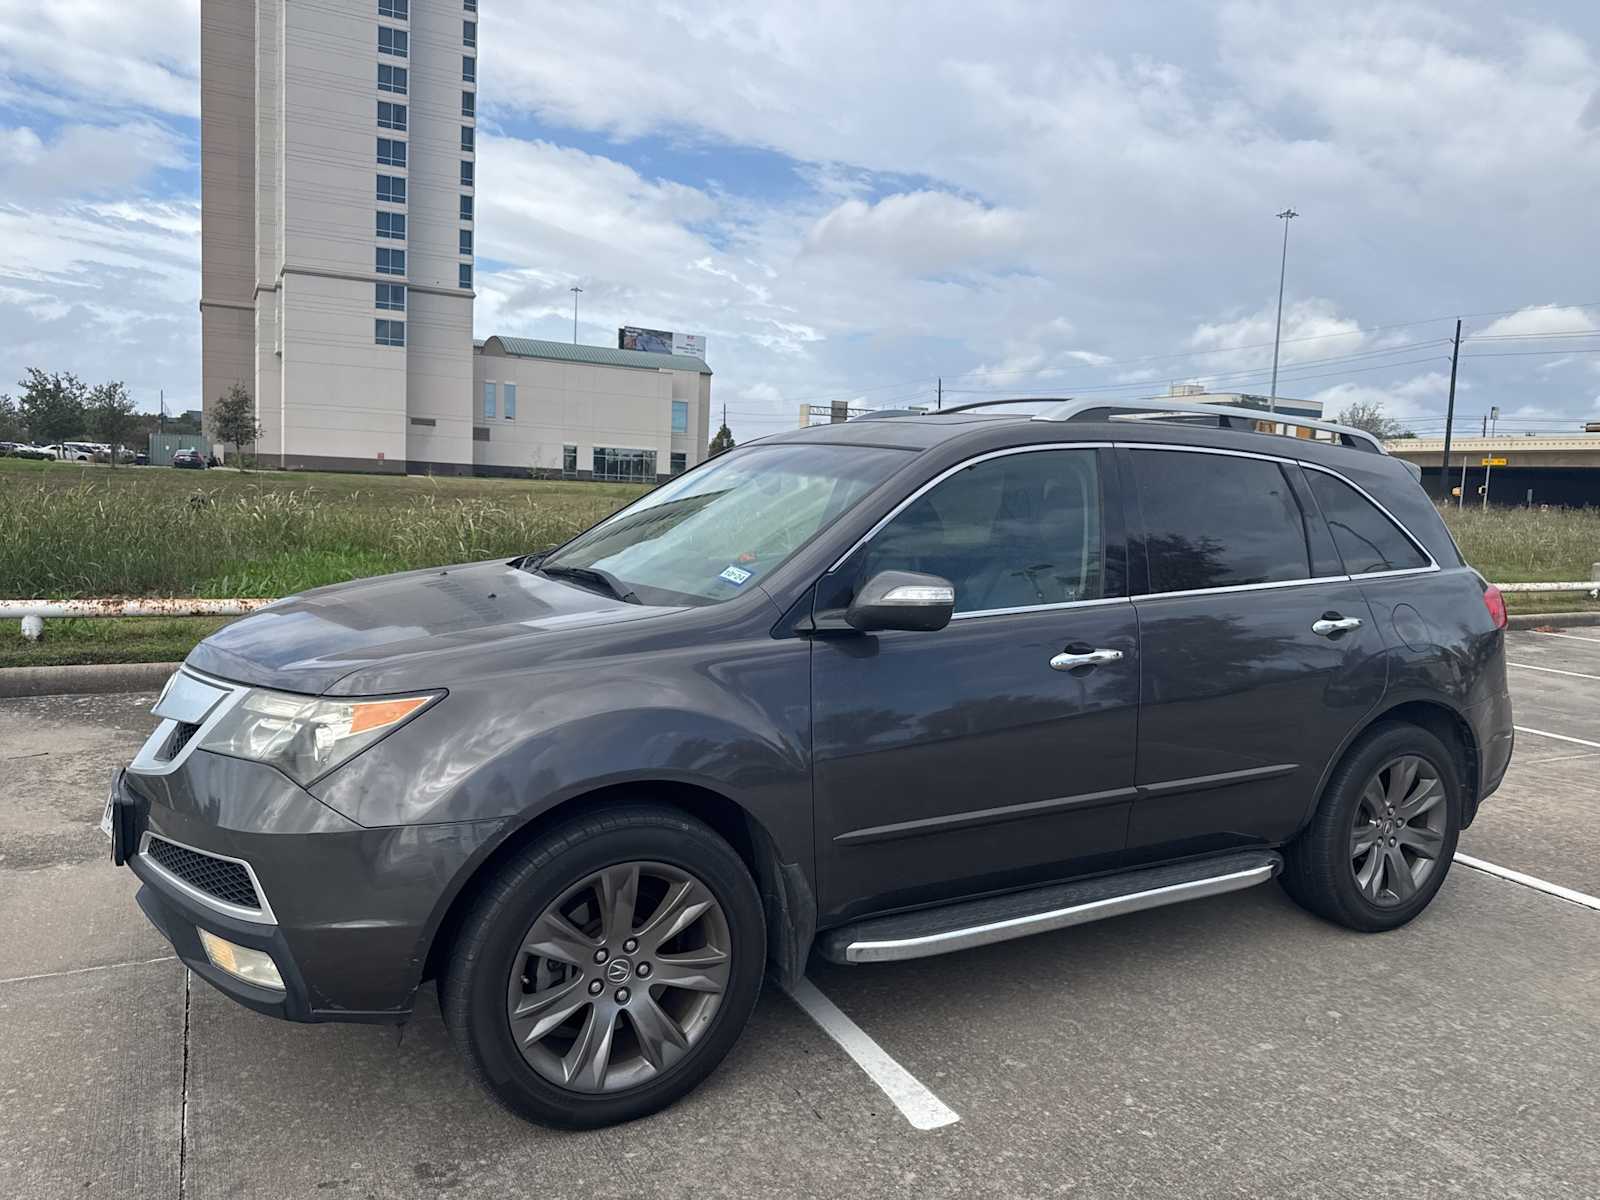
[200,0,708,480]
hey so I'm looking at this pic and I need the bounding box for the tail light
[1483,584,1507,630]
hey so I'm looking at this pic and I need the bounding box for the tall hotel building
[200,1,710,479]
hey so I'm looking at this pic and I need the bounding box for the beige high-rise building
[200,0,710,479]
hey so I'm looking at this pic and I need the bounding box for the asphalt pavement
[3,631,1598,1199]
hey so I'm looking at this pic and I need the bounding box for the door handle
[1311,616,1363,636]
[1050,648,1124,671]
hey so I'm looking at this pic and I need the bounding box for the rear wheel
[441,806,765,1127]
[1281,723,1462,932]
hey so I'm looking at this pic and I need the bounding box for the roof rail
[934,398,1072,415]
[1031,398,1386,454]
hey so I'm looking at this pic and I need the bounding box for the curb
[0,661,180,699]
[1507,611,1600,631]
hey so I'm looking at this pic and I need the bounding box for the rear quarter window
[1305,470,1430,575]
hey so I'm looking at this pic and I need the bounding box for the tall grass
[0,480,634,598]
[1440,505,1600,583]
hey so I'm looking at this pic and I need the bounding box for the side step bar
[817,850,1282,964]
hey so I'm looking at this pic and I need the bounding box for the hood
[185,559,682,695]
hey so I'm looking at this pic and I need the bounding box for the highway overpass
[1385,435,1600,506]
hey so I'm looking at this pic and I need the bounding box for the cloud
[803,192,1026,273]
[0,121,188,203]
[1476,304,1599,338]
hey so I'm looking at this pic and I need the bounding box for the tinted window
[1307,470,1429,574]
[862,450,1103,614]
[1132,451,1310,593]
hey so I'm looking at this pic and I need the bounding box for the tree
[708,422,736,457]
[1336,398,1410,441]
[0,393,23,443]
[213,382,262,468]
[17,368,87,448]
[86,381,139,467]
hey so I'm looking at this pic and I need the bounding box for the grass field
[1,458,1596,666]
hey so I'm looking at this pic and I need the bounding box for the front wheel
[1281,722,1462,932]
[441,806,766,1128]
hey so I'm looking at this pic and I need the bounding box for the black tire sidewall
[1321,724,1462,928]
[448,810,765,1128]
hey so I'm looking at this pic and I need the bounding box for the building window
[459,263,473,289]
[462,55,476,83]
[378,26,408,57]
[375,282,405,311]
[377,137,406,167]
[461,125,474,152]
[378,64,408,94]
[462,91,475,118]
[458,229,473,255]
[460,194,473,220]
[460,160,473,186]
[671,400,688,435]
[473,426,490,442]
[482,382,496,420]
[670,451,686,475]
[463,20,476,47]
[374,319,405,346]
[562,445,578,477]
[376,247,406,275]
[592,447,658,483]
[378,0,407,17]
[410,417,436,427]
[377,174,406,203]
[464,0,477,11]
[503,383,516,420]
[377,100,407,130]
[376,210,406,239]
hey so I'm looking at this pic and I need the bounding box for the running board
[817,850,1282,964]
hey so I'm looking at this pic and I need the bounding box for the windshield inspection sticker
[718,565,753,586]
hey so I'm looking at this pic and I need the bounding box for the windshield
[541,442,909,605]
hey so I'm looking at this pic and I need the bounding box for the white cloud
[1476,304,1599,338]
[803,192,1026,273]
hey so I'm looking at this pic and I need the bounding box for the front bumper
[115,752,506,1023]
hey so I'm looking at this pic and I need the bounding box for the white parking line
[1508,662,1600,682]
[1527,630,1600,645]
[1454,853,1600,912]
[1516,724,1600,751]
[785,978,960,1130]
[0,954,177,988]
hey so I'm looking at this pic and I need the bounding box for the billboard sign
[619,327,707,358]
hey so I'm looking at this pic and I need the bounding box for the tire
[440,804,766,1128]
[1281,722,1462,932]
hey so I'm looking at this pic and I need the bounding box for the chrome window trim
[950,595,1130,622]
[826,442,1113,575]
[137,831,278,926]
[1348,565,1441,582]
[130,666,250,777]
[1296,459,1440,572]
[1131,574,1353,603]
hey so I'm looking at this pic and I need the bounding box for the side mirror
[845,570,956,633]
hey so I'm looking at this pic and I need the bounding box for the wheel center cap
[605,957,633,984]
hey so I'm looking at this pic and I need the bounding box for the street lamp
[570,285,583,345]
[1268,207,1299,415]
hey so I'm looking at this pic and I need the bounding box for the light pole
[570,285,583,344]
[1268,207,1298,415]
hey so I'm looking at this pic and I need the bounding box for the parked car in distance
[106,398,1513,1129]
[171,448,207,469]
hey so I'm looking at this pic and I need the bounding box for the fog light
[198,928,285,991]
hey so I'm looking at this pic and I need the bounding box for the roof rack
[933,398,1073,415]
[1031,398,1385,454]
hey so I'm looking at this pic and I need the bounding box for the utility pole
[159,388,166,434]
[1438,320,1460,502]
[1481,413,1488,437]
[569,285,582,344]
[1268,206,1298,415]
[937,377,942,410]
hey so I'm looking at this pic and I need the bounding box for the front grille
[161,721,200,761]
[144,837,261,911]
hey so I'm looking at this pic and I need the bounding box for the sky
[4,1,1600,442]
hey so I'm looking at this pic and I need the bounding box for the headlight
[198,688,441,784]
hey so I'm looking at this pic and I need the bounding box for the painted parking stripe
[1454,853,1600,913]
[1515,724,1600,751]
[1528,630,1600,646]
[785,978,960,1130]
[1507,661,1600,682]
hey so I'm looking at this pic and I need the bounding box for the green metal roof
[481,335,711,375]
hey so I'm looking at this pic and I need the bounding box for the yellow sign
[1481,457,1507,466]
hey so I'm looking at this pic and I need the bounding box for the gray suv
[107,399,1513,1127]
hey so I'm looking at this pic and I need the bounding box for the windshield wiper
[538,564,641,604]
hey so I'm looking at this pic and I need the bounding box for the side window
[1306,470,1429,575]
[860,450,1103,615]
[1132,450,1310,593]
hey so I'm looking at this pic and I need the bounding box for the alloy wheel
[1349,755,1447,907]
[505,861,732,1094]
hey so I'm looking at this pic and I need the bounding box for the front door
[810,446,1140,924]
[1121,446,1386,858]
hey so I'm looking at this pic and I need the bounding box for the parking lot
[3,629,1598,1199]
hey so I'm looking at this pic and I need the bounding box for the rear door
[1122,445,1387,858]
[810,446,1139,924]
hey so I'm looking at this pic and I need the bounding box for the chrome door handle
[1050,648,1124,671]
[1312,617,1363,636]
